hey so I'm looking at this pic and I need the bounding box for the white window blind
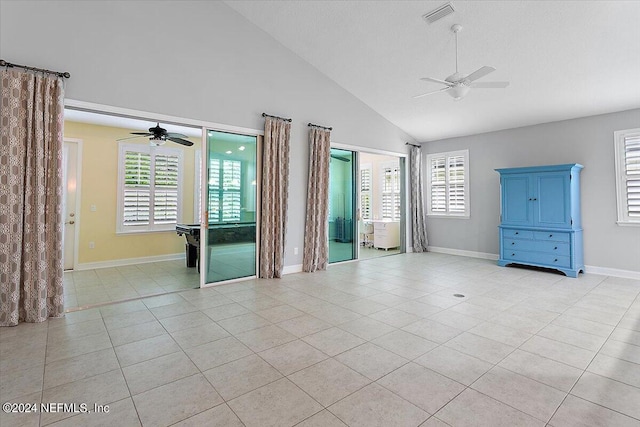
[360,165,372,220]
[118,144,183,233]
[381,163,401,220]
[615,129,640,225]
[208,158,242,223]
[426,149,469,218]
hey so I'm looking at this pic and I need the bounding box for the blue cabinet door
[534,173,571,228]
[501,175,532,225]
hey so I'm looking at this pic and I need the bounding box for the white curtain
[259,117,291,278]
[0,69,65,326]
[409,145,429,252]
[302,127,331,272]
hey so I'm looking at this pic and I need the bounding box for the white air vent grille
[422,3,455,24]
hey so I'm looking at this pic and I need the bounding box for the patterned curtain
[259,117,291,278]
[302,127,331,272]
[410,145,429,252]
[409,146,429,252]
[0,69,65,326]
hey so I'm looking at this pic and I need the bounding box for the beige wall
[64,121,201,264]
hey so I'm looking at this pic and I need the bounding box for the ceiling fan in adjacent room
[117,123,194,146]
[414,24,510,101]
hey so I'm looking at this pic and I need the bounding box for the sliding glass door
[328,148,357,263]
[204,130,258,283]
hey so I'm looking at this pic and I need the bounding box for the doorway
[328,148,357,263]
[62,139,81,270]
[203,130,259,283]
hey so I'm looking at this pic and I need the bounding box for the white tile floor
[1,252,639,426]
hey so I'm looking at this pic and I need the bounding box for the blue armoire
[495,164,584,277]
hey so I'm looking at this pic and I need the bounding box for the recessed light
[239,146,245,151]
[225,150,232,154]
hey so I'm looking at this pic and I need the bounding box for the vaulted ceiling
[226,1,640,141]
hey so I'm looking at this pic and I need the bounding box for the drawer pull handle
[511,242,515,245]
[549,234,553,237]
[515,232,519,235]
[511,253,515,256]
[554,246,558,250]
[554,258,558,262]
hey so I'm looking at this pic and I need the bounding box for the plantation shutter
[427,150,469,217]
[624,133,640,218]
[381,165,400,220]
[154,154,179,223]
[208,158,242,223]
[430,156,446,213]
[360,167,372,220]
[447,154,466,214]
[123,151,151,226]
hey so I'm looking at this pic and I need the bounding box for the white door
[62,140,80,270]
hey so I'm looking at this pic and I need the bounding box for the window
[426,149,469,218]
[614,128,640,225]
[117,143,184,233]
[208,157,242,223]
[360,164,372,220]
[381,162,401,220]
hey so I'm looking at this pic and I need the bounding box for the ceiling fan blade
[130,132,154,136]
[420,77,452,86]
[464,66,496,82]
[166,132,188,138]
[117,134,148,142]
[168,137,194,147]
[413,86,451,99]
[470,81,510,88]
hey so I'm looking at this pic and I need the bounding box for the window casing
[614,128,640,225]
[426,149,469,218]
[381,162,401,221]
[117,143,184,233]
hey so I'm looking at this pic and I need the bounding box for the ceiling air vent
[422,3,455,24]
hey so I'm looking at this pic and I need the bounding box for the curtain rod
[405,142,421,148]
[0,59,70,78]
[262,112,292,122]
[308,122,332,131]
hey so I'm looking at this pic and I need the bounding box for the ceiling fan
[117,123,194,146]
[414,24,509,101]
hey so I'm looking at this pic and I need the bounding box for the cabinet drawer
[503,239,570,256]
[504,250,571,268]
[533,231,570,243]
[502,229,534,240]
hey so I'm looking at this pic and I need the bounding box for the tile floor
[1,252,639,426]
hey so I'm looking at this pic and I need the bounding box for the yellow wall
[64,121,201,264]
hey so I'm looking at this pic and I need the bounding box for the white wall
[0,0,415,268]
[422,108,640,273]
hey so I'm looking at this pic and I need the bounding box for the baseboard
[74,253,185,271]
[427,246,639,280]
[428,246,499,261]
[584,265,640,280]
[282,264,303,275]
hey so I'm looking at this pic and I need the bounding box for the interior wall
[64,121,200,264]
[422,108,640,273]
[0,0,416,268]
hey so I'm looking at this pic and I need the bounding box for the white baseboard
[427,246,639,280]
[282,264,303,275]
[584,265,640,280]
[74,253,185,271]
[428,246,499,261]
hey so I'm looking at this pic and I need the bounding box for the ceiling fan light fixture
[149,136,166,146]
[448,84,470,100]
